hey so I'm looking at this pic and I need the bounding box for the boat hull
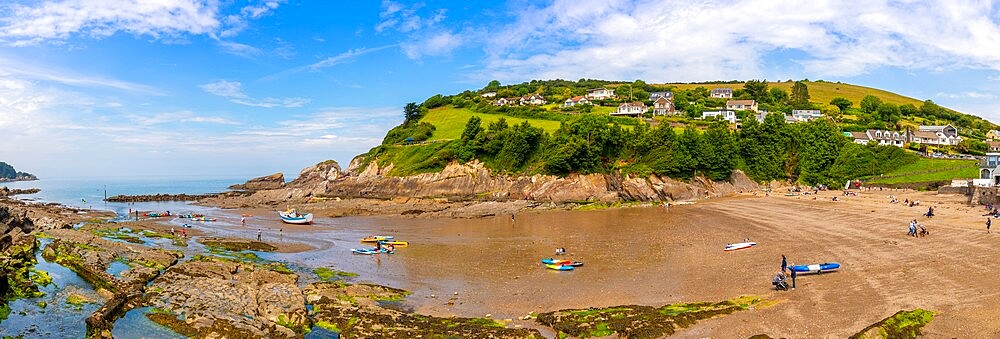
[279,212,314,224]
[724,242,757,251]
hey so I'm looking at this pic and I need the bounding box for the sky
[2,0,1000,179]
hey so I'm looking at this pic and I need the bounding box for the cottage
[987,130,1000,141]
[909,125,962,145]
[702,110,738,123]
[562,96,591,107]
[726,99,758,113]
[493,97,517,106]
[849,132,870,145]
[863,129,907,147]
[519,94,546,105]
[612,102,648,116]
[649,92,674,115]
[710,88,733,99]
[586,87,615,100]
[791,109,823,122]
[480,91,497,98]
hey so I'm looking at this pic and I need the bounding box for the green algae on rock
[313,267,358,282]
[849,309,936,339]
[536,295,766,338]
[198,237,277,252]
[304,281,541,338]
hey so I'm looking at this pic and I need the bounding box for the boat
[191,217,217,222]
[724,242,757,251]
[178,214,204,218]
[545,263,574,271]
[361,236,395,243]
[351,248,394,255]
[378,240,409,246]
[541,258,570,265]
[279,209,314,224]
[789,262,841,273]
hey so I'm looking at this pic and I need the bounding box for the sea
[1,176,247,217]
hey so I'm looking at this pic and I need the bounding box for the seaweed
[850,309,936,339]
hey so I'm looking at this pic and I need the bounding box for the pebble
[430,294,436,298]
[485,313,492,318]
[454,291,458,295]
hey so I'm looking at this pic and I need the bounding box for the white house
[612,102,647,116]
[480,91,497,98]
[563,96,591,107]
[519,94,546,105]
[855,129,907,147]
[911,125,962,145]
[649,92,674,115]
[493,97,516,106]
[586,87,615,100]
[726,99,758,113]
[791,109,823,122]
[981,148,1000,185]
[702,110,738,123]
[710,88,733,98]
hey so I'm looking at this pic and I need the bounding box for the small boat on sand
[724,242,757,251]
[279,209,313,224]
[351,248,394,255]
[191,217,217,222]
[789,262,840,273]
[541,258,583,267]
[361,236,394,243]
[378,240,408,246]
[545,263,574,271]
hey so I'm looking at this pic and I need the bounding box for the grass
[421,106,563,140]
[660,81,929,109]
[868,157,978,184]
[850,309,935,339]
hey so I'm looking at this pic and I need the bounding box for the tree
[860,95,882,114]
[830,97,852,112]
[790,81,810,108]
[876,102,901,126]
[769,87,789,104]
[485,80,501,91]
[821,104,842,122]
[743,79,770,103]
[403,102,422,123]
[460,116,483,141]
[699,122,738,180]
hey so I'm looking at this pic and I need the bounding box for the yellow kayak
[378,241,409,246]
[360,236,394,242]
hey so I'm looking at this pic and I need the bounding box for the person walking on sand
[241,216,246,226]
[781,255,787,273]
[988,218,992,234]
[257,229,262,241]
[790,266,797,289]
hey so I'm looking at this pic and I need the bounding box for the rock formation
[229,172,286,191]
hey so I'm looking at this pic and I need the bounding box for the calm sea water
[1,176,246,216]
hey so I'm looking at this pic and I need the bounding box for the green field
[657,81,929,109]
[868,157,978,184]
[420,106,563,140]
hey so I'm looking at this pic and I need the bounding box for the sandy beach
[170,188,1000,337]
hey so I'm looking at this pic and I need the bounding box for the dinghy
[789,262,840,273]
[724,242,757,251]
[545,263,574,271]
[279,209,314,224]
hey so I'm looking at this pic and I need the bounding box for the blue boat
[541,258,583,266]
[789,262,840,273]
[351,248,394,255]
[545,264,574,271]
[279,209,314,224]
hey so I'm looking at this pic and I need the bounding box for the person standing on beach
[988,218,992,234]
[790,267,797,289]
[241,216,246,226]
[781,255,787,273]
[257,229,262,241]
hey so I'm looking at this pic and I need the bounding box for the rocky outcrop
[0,205,36,235]
[229,172,286,191]
[305,282,541,338]
[0,187,40,196]
[144,257,309,338]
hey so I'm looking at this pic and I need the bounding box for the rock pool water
[112,307,185,339]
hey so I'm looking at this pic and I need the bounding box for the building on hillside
[493,97,517,106]
[987,130,1000,141]
[849,131,870,145]
[910,124,961,145]
[520,94,546,105]
[612,102,648,116]
[791,109,823,122]
[726,99,758,112]
[710,88,733,98]
[702,110,738,123]
[857,129,907,147]
[909,125,962,145]
[989,141,1000,152]
[480,91,497,98]
[649,92,675,115]
[586,87,615,100]
[563,96,591,107]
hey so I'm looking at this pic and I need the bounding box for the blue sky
[1,0,1000,179]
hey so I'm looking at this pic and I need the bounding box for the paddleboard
[724,242,757,251]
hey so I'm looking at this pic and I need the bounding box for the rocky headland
[201,158,760,218]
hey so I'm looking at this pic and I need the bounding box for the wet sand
[169,190,1000,337]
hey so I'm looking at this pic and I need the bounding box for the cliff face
[226,159,759,205]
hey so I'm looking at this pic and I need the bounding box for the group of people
[170,226,186,238]
[772,254,797,290]
[907,219,929,237]
[555,247,566,255]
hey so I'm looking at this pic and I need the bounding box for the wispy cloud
[308,45,397,70]
[936,91,996,100]
[376,1,447,33]
[0,54,160,93]
[373,0,460,60]
[0,0,285,45]
[128,111,242,126]
[200,80,308,108]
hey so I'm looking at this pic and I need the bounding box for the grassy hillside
[421,107,563,140]
[660,81,927,108]
[867,157,978,184]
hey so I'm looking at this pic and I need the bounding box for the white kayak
[724,242,757,251]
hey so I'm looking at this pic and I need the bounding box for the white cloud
[936,92,996,100]
[308,45,397,70]
[376,1,446,33]
[0,0,285,45]
[199,80,308,108]
[482,0,1000,82]
[401,31,461,59]
[373,0,459,60]
[128,111,242,126]
[0,54,160,93]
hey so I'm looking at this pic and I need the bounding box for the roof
[620,102,646,108]
[567,95,586,101]
[792,109,821,114]
[711,88,732,93]
[919,125,953,132]
[988,141,1000,148]
[911,130,940,139]
[850,132,869,140]
[867,129,906,140]
[587,87,608,92]
[649,92,673,100]
[727,99,756,105]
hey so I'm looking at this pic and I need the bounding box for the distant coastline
[0,175,38,183]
